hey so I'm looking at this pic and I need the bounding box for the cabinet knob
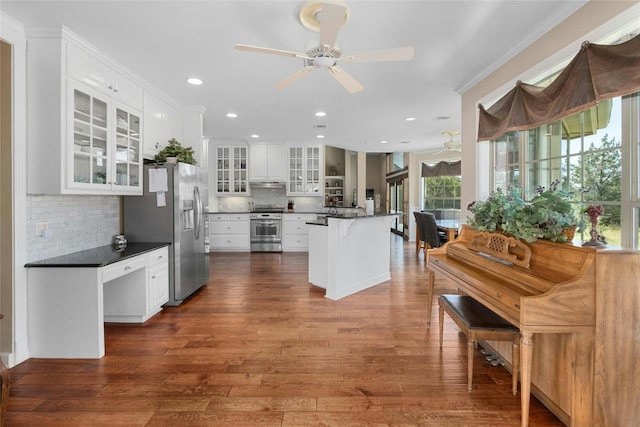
[124,266,131,271]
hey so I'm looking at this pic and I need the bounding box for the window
[423,175,461,210]
[491,96,631,247]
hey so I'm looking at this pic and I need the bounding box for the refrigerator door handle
[194,186,202,240]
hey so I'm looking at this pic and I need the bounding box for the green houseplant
[468,180,580,242]
[154,138,197,165]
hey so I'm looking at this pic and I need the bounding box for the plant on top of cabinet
[154,138,196,165]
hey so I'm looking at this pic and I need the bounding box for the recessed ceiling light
[380,140,388,144]
[316,135,325,139]
[250,134,259,138]
[186,77,203,85]
[226,113,238,118]
[315,111,326,117]
[405,117,416,121]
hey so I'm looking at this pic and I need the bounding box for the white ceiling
[1,0,587,153]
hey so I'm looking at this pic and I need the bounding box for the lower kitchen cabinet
[147,247,170,313]
[282,214,317,252]
[26,243,170,358]
[210,213,250,251]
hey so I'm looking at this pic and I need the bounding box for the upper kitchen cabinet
[287,144,323,196]
[214,145,249,194]
[142,90,183,160]
[66,43,143,110]
[248,143,285,182]
[26,27,143,195]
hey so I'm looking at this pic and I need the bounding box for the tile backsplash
[26,195,120,262]
[212,187,325,212]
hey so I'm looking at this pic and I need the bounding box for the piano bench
[438,294,520,395]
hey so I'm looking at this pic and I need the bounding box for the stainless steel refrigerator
[124,163,209,306]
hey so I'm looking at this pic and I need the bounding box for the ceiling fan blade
[328,66,364,94]
[319,2,348,51]
[276,66,315,89]
[235,44,308,59]
[342,46,415,63]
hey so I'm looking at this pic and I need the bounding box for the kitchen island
[307,213,399,300]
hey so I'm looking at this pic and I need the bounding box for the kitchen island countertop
[25,242,171,268]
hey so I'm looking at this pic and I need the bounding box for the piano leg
[512,333,520,396]
[426,269,435,328]
[520,332,533,427]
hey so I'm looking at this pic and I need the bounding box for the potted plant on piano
[467,180,581,243]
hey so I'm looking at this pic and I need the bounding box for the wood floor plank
[8,236,564,426]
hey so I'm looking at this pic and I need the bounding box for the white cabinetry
[27,245,170,358]
[210,213,250,251]
[215,146,249,194]
[287,145,323,195]
[249,143,285,181]
[143,90,183,159]
[67,43,143,110]
[283,214,316,252]
[103,246,169,323]
[26,28,143,195]
[147,247,170,312]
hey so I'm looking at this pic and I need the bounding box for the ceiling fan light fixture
[313,55,335,68]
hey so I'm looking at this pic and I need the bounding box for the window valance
[421,160,461,177]
[477,33,640,141]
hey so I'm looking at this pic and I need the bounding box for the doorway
[388,174,408,237]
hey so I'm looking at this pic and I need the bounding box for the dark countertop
[25,242,171,268]
[306,212,399,226]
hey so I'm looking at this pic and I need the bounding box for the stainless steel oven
[250,212,282,252]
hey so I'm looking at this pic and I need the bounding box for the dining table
[435,219,460,241]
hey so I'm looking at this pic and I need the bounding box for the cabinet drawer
[211,234,250,250]
[147,247,168,267]
[283,221,310,235]
[210,213,249,221]
[283,234,309,248]
[211,221,249,235]
[102,256,146,283]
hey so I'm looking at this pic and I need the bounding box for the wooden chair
[438,294,520,394]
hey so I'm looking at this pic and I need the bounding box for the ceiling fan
[234,1,414,94]
[435,131,462,155]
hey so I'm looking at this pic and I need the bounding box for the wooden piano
[427,225,640,427]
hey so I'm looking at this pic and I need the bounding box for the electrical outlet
[35,221,49,236]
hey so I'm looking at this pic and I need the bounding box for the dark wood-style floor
[7,235,564,426]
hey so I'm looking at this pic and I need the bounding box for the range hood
[249,181,286,189]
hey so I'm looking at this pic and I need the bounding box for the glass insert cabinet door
[305,146,321,193]
[114,107,141,188]
[216,147,231,192]
[73,88,109,186]
[288,147,304,193]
